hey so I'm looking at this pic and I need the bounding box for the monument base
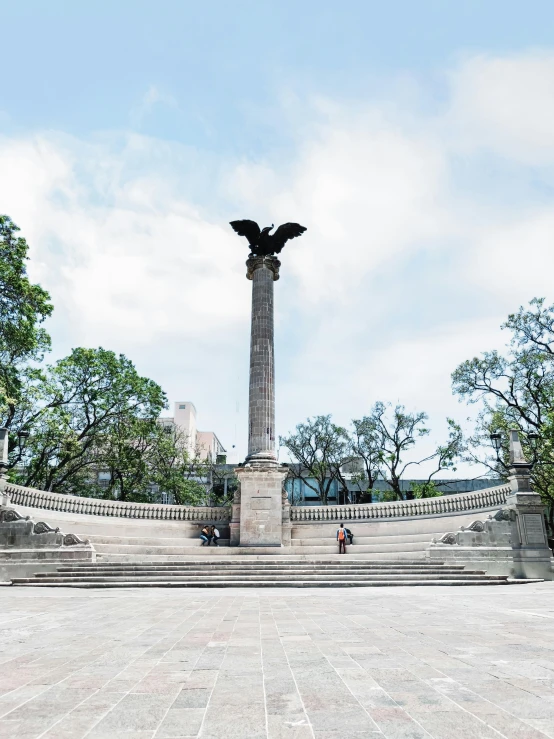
[235,465,288,547]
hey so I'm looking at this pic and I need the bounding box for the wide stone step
[92,543,233,554]
[88,535,231,546]
[12,579,542,588]
[33,569,483,578]
[22,573,505,582]
[51,568,464,570]
[96,551,428,562]
[291,534,433,546]
[48,565,470,577]
[93,543,428,555]
[76,558,442,568]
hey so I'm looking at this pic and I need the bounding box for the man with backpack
[337,523,348,554]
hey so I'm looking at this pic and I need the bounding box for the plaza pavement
[0,585,554,738]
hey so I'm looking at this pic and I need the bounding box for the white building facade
[159,401,226,462]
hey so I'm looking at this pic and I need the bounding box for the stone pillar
[0,428,9,507]
[235,254,288,546]
[229,488,241,547]
[245,255,279,465]
[503,430,552,577]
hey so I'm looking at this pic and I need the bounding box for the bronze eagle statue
[229,220,307,256]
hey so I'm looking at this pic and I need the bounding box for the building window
[179,404,186,409]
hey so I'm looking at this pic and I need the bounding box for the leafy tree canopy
[280,415,350,505]
[0,216,53,424]
[9,347,167,496]
[452,297,554,531]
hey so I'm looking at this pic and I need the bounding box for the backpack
[338,529,346,540]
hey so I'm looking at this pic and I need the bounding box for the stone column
[245,255,279,465]
[235,255,288,547]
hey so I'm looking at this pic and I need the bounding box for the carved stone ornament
[491,508,512,522]
[463,520,485,532]
[62,533,88,546]
[0,508,29,523]
[246,254,281,281]
[438,532,457,545]
[33,521,60,535]
[233,488,241,504]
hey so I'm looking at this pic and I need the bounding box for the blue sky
[1,1,554,468]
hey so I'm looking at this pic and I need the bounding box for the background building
[159,401,226,462]
[284,466,500,505]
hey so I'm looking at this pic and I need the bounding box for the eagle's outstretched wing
[271,222,307,253]
[229,220,261,246]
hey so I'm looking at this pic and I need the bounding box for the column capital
[246,255,281,281]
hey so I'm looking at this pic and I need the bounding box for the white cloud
[1,50,554,467]
[0,133,249,349]
[446,51,554,165]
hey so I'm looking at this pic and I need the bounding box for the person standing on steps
[210,525,220,546]
[337,523,347,554]
[200,524,212,546]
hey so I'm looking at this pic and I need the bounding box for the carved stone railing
[5,483,231,522]
[290,484,512,522]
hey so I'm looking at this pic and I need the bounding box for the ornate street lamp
[490,432,502,454]
[489,430,541,471]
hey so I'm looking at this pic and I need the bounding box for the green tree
[9,347,166,495]
[351,415,384,502]
[353,403,462,501]
[0,216,53,428]
[148,427,210,506]
[279,415,350,505]
[452,297,554,532]
[411,481,442,498]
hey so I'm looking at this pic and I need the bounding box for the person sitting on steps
[200,525,212,546]
[210,525,220,546]
[337,522,347,554]
[345,527,354,545]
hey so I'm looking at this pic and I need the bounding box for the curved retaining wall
[5,482,512,558]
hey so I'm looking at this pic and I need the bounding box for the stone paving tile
[1,584,554,738]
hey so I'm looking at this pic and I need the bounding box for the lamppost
[490,430,540,471]
[490,429,540,493]
[0,428,31,505]
[0,428,8,505]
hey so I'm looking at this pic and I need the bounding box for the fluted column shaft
[245,255,280,466]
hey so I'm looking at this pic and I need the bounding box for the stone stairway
[86,531,432,562]
[10,560,542,587]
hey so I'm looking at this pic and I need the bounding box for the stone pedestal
[235,466,288,547]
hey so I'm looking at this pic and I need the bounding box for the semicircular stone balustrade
[289,484,512,522]
[5,483,231,522]
[5,481,512,523]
